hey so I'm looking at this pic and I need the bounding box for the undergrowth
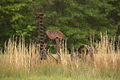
[0,34,120,80]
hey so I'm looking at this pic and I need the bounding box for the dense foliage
[0,0,120,50]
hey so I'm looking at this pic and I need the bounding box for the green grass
[0,63,120,80]
[0,57,120,80]
[0,75,114,80]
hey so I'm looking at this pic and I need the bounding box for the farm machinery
[36,12,94,63]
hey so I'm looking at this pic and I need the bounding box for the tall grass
[92,33,120,70]
[1,37,41,72]
[0,33,120,80]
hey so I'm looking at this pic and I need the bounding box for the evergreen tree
[0,0,120,50]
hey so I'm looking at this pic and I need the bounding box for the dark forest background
[0,0,120,50]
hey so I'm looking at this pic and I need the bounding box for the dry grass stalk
[91,33,120,69]
[0,33,120,73]
[1,37,41,71]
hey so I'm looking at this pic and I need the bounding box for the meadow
[0,33,120,80]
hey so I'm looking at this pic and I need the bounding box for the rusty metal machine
[36,12,47,60]
[36,12,64,62]
[36,12,93,62]
[78,44,94,61]
[46,30,64,62]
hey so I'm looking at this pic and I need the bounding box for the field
[0,34,120,80]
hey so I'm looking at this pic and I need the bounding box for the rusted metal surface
[55,38,61,61]
[46,30,64,62]
[36,12,47,60]
[46,30,64,40]
[78,45,94,60]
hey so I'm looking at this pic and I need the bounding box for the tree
[33,0,118,49]
[0,0,34,47]
[0,0,120,51]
